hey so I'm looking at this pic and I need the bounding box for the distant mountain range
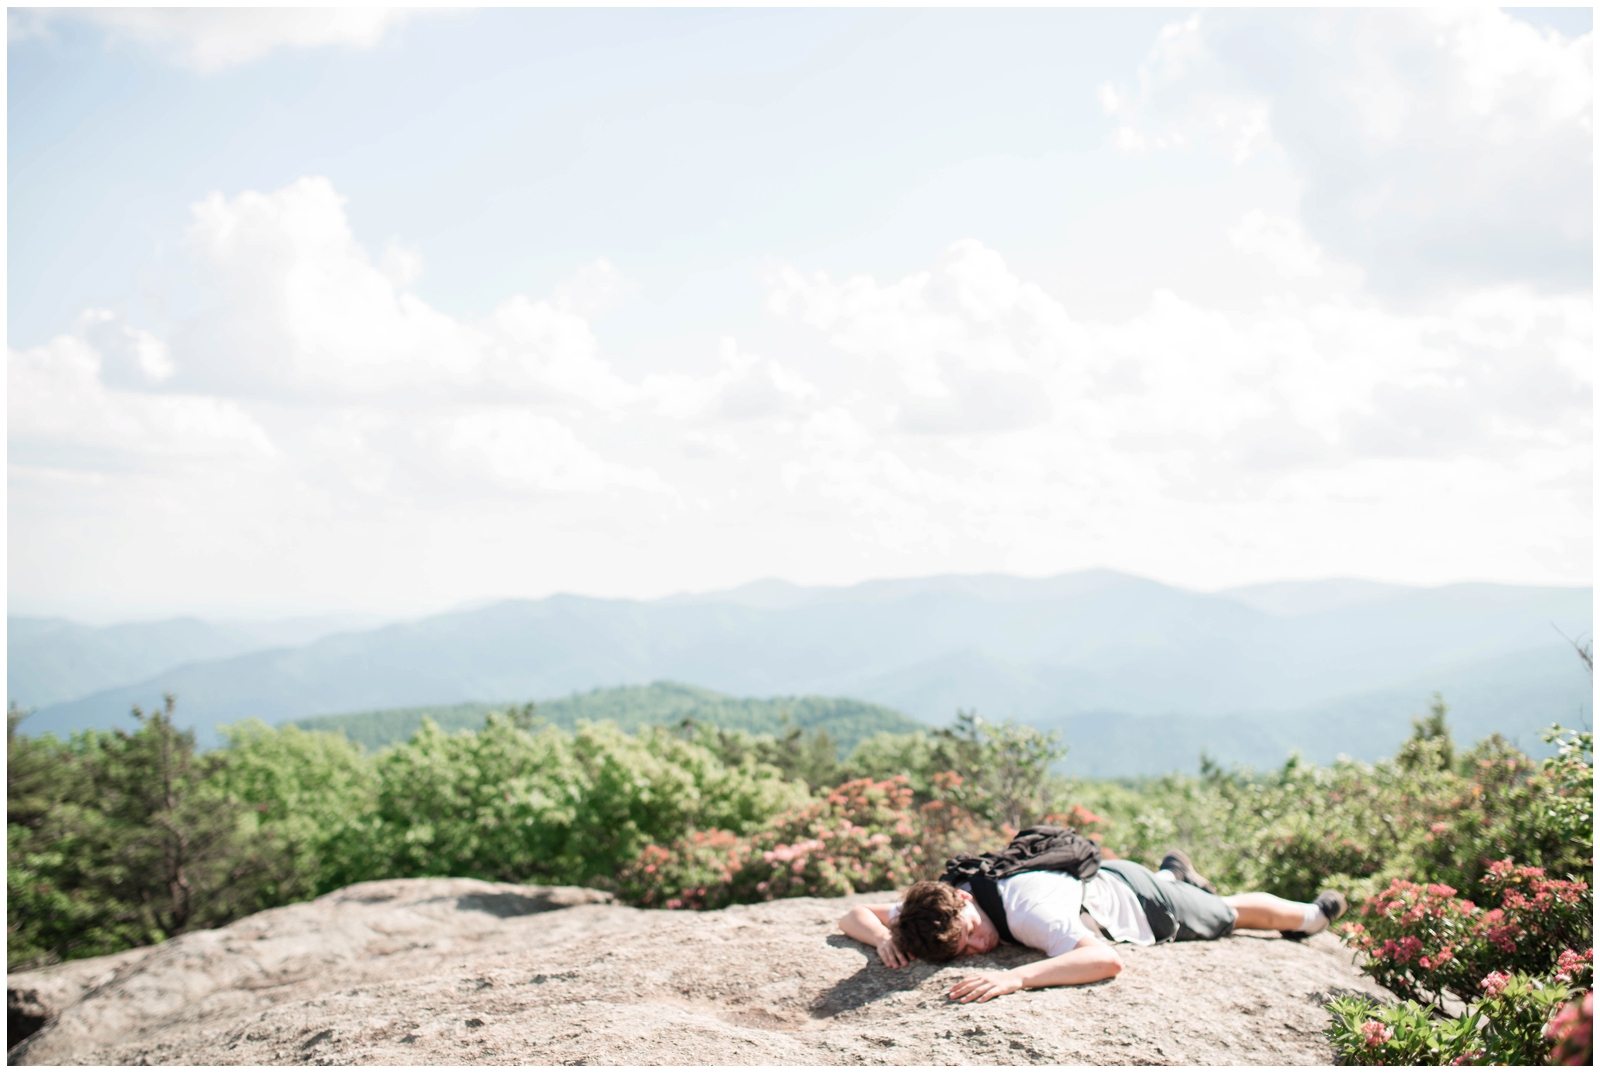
[10,571,1591,775]
[8,612,388,710]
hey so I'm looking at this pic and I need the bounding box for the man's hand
[949,968,1024,1003]
[876,936,913,969]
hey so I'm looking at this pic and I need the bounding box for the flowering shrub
[616,775,1004,910]
[1337,863,1591,1007]
[1472,973,1579,1064]
[1327,835,1592,1067]
[1545,990,1593,1066]
[1327,974,1577,1067]
[1358,864,1587,1005]
[1325,995,1482,1065]
[1554,948,1594,989]
[1474,860,1592,981]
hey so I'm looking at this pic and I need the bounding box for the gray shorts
[1097,859,1237,943]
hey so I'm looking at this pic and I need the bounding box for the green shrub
[211,719,379,901]
[846,710,1066,832]
[355,714,807,889]
[1326,974,1581,1066]
[686,719,845,791]
[616,774,1002,910]
[1325,994,1485,1065]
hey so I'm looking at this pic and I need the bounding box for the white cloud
[645,338,817,422]
[1226,211,1327,279]
[10,173,1589,617]
[421,409,671,497]
[12,8,417,73]
[9,324,276,466]
[764,240,1590,527]
[77,308,178,384]
[482,293,633,410]
[552,259,632,318]
[14,177,680,512]
[767,240,1063,435]
[176,177,634,409]
[1101,9,1592,294]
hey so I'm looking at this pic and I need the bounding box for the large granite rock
[8,877,1391,1065]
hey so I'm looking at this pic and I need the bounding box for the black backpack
[939,825,1103,945]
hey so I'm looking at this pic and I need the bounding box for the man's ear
[957,889,974,903]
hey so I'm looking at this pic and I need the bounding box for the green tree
[7,702,106,969]
[681,717,843,791]
[363,713,583,883]
[1397,692,1455,773]
[211,719,379,900]
[81,697,280,939]
[8,697,283,968]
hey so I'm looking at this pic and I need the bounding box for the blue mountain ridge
[12,571,1591,776]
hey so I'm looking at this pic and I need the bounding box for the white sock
[1300,903,1328,934]
[1156,869,1177,883]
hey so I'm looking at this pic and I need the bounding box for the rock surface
[8,877,1392,1065]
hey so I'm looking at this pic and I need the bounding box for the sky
[7,6,1594,623]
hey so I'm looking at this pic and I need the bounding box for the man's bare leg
[1223,892,1323,932]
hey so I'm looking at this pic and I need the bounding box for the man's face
[956,894,999,956]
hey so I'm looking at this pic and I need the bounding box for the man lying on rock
[836,825,1347,1003]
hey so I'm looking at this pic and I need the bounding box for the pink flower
[1361,1021,1392,1047]
[1554,948,1592,984]
[1382,937,1423,963]
[1480,971,1510,997]
[1545,991,1594,1066]
[1418,947,1454,971]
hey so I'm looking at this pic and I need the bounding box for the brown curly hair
[890,880,968,961]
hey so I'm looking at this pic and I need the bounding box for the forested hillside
[289,682,925,754]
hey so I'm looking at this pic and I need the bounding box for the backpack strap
[964,874,1016,946]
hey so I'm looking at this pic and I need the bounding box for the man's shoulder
[998,869,1083,892]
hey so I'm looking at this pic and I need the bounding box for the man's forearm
[948,934,1123,1002]
[1015,939,1123,988]
[838,906,891,946]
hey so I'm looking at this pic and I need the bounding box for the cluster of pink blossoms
[1360,1021,1392,1047]
[1554,947,1592,985]
[1479,971,1511,997]
[1544,991,1593,1066]
[762,838,826,864]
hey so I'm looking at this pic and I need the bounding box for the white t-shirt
[989,870,1093,956]
[1081,872,1155,946]
[890,870,1153,957]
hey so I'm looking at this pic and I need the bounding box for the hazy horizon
[9,567,1593,630]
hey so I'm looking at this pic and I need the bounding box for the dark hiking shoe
[1281,889,1348,940]
[1159,849,1218,895]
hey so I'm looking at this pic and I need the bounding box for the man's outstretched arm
[837,904,914,969]
[949,933,1122,1003]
